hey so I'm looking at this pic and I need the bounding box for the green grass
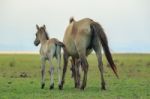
[0,54,150,99]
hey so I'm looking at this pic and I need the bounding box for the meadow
[0,54,149,99]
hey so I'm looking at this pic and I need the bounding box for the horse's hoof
[75,82,80,89]
[101,86,106,90]
[50,83,54,90]
[75,82,78,88]
[101,82,106,90]
[80,85,85,90]
[41,83,45,89]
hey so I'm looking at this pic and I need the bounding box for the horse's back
[63,18,94,56]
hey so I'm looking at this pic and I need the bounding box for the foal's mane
[44,31,49,40]
[40,27,49,40]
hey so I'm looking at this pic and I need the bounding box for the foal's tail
[90,22,119,78]
[55,41,66,54]
[56,41,65,47]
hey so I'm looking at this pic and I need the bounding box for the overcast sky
[0,0,150,53]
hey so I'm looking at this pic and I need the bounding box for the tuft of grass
[9,60,15,67]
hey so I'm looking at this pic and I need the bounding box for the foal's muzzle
[34,40,40,46]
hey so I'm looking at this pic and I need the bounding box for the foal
[34,25,64,89]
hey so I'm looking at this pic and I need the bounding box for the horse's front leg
[41,57,46,89]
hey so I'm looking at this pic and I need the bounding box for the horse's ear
[69,17,75,23]
[43,24,46,29]
[36,24,39,30]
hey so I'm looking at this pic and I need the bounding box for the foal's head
[34,24,49,46]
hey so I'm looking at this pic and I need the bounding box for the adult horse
[59,18,118,90]
[34,25,64,89]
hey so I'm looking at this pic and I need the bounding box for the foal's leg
[59,51,68,90]
[93,39,106,90]
[48,54,55,90]
[48,58,54,89]
[41,57,46,89]
[56,47,62,87]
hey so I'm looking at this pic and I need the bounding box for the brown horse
[59,17,118,90]
[34,25,64,89]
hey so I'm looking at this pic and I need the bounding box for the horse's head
[34,24,48,46]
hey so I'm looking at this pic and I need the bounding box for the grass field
[0,54,149,99]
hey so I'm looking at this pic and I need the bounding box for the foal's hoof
[58,84,63,90]
[41,83,45,89]
[59,81,64,90]
[50,83,54,90]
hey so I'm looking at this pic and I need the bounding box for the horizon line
[0,51,150,54]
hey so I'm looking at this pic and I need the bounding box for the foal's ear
[36,24,39,30]
[43,24,46,29]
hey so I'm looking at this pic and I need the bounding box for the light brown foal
[34,25,64,89]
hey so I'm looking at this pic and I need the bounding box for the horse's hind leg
[76,38,89,90]
[80,56,88,90]
[93,39,106,90]
[41,57,46,89]
[59,51,68,90]
[77,48,88,90]
[71,58,80,88]
[71,58,77,88]
[75,58,81,88]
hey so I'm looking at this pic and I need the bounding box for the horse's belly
[64,40,78,56]
[67,44,78,56]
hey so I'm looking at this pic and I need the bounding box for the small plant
[9,60,15,67]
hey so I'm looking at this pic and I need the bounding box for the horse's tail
[90,22,119,78]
